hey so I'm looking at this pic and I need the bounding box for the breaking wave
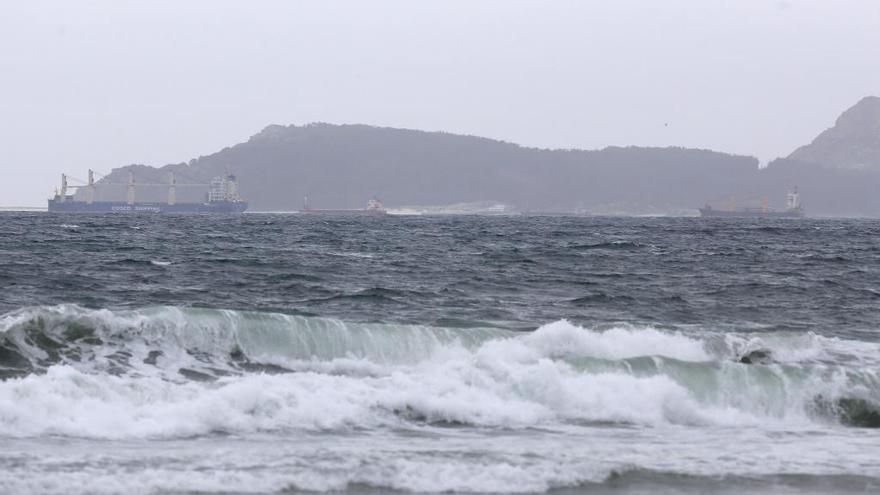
[1,305,879,439]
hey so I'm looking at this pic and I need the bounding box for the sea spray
[2,305,879,439]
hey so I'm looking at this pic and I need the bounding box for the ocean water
[1,212,879,494]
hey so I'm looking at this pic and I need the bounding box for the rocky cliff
[788,96,880,169]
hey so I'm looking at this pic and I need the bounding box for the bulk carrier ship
[48,170,248,213]
[699,188,804,219]
[300,197,387,215]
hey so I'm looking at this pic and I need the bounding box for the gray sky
[1,0,878,207]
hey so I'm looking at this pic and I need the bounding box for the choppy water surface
[1,213,879,494]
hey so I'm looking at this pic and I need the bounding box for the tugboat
[699,188,804,218]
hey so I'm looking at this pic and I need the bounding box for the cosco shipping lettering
[47,169,248,213]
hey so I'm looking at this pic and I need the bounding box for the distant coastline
[33,96,880,217]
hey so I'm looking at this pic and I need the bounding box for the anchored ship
[47,169,248,213]
[699,188,804,218]
[300,197,387,215]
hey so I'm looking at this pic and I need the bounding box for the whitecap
[2,306,879,439]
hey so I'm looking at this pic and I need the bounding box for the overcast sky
[1,0,878,206]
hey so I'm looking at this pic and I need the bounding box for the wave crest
[1,305,879,438]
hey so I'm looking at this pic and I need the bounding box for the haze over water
[1,213,879,494]
[3,1,880,207]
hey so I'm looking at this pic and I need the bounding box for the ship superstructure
[699,188,804,218]
[47,169,248,213]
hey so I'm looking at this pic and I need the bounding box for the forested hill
[92,123,760,214]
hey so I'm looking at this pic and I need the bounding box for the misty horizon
[2,0,879,206]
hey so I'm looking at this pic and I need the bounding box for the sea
[1,212,879,494]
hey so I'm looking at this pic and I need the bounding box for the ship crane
[787,187,801,211]
[127,171,135,205]
[56,169,105,204]
[57,169,213,206]
[87,170,96,204]
[168,172,176,205]
[49,167,247,213]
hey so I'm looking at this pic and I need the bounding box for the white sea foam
[327,251,376,259]
[1,306,879,441]
[517,319,712,361]
[719,330,880,366]
[149,260,172,266]
[2,417,880,495]
[0,359,700,439]
[3,429,879,495]
[0,345,864,440]
[0,440,619,494]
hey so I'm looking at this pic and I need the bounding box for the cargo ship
[48,169,248,213]
[699,188,804,218]
[300,197,387,215]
